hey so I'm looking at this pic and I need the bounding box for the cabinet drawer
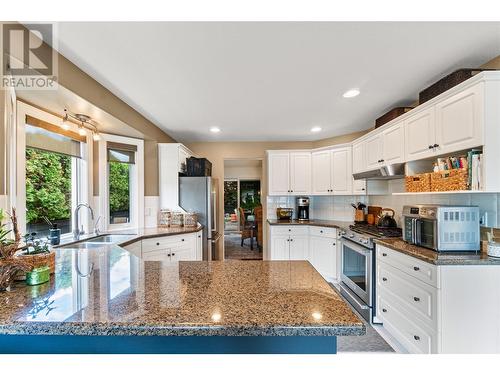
[142,248,169,261]
[142,234,195,253]
[377,262,438,330]
[309,226,337,238]
[271,226,309,236]
[377,245,439,288]
[378,293,437,354]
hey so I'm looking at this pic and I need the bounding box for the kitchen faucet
[73,203,95,240]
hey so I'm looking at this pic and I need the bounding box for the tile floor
[224,233,263,260]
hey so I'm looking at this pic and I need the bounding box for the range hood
[353,163,405,180]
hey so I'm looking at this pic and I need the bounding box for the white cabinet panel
[404,108,436,161]
[435,82,483,154]
[268,152,290,196]
[382,122,405,164]
[270,235,289,260]
[364,134,383,170]
[352,142,365,174]
[289,236,309,260]
[331,148,352,195]
[290,152,311,195]
[311,150,332,195]
[353,179,366,195]
[309,236,337,281]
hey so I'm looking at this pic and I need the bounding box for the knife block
[354,209,365,223]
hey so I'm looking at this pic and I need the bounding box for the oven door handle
[341,238,371,256]
[411,218,417,244]
[415,219,422,246]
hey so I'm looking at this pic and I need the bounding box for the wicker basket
[158,209,172,227]
[171,212,184,227]
[430,169,468,192]
[184,212,198,227]
[14,250,56,281]
[405,173,432,192]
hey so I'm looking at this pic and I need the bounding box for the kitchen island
[0,236,364,354]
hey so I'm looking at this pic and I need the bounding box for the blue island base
[0,335,337,354]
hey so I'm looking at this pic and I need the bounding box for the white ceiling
[54,22,500,142]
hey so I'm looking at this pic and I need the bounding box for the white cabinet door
[311,150,332,195]
[352,142,365,174]
[405,108,436,161]
[290,152,311,195]
[268,152,290,196]
[171,246,196,262]
[270,235,289,260]
[289,236,309,260]
[364,134,383,170]
[382,122,405,165]
[435,82,483,155]
[195,232,203,260]
[309,236,337,281]
[331,148,352,195]
[353,179,367,195]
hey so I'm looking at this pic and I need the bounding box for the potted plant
[15,232,56,281]
[0,208,31,291]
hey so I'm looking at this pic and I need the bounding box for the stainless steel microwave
[402,205,480,252]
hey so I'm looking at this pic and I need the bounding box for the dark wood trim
[25,115,87,143]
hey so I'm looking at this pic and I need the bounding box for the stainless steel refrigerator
[179,176,221,260]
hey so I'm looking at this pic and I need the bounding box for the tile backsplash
[266,192,500,230]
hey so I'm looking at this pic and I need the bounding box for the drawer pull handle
[413,335,420,341]
[382,277,387,282]
[382,308,387,313]
[413,297,420,302]
[382,253,387,257]
[413,266,420,271]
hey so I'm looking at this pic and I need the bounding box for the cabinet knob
[433,144,439,148]
[167,253,171,257]
[156,242,160,246]
[290,239,293,242]
[320,230,323,233]
[172,253,175,256]
[382,308,387,313]
[413,266,420,271]
[413,335,420,341]
[332,242,336,246]
[288,229,291,232]
[382,277,387,282]
[382,253,387,257]
[413,297,420,302]
[181,238,185,242]
[361,188,365,191]
[428,145,434,149]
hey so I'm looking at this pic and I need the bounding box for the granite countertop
[267,219,353,230]
[375,238,500,266]
[1,236,364,337]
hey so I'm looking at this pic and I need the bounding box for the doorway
[223,159,263,260]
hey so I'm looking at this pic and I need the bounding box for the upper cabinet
[268,151,311,196]
[311,146,352,195]
[352,141,365,174]
[382,122,405,164]
[404,107,436,161]
[434,82,483,154]
[364,133,383,170]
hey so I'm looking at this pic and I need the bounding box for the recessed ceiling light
[311,126,322,133]
[209,127,221,133]
[343,88,360,98]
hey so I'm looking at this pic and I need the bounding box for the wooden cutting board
[368,206,382,219]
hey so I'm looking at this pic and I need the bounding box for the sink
[86,234,136,243]
[58,234,137,249]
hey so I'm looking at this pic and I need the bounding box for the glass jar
[184,212,198,227]
[487,239,500,258]
[158,209,172,227]
[171,211,184,227]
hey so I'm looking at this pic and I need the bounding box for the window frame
[16,101,92,237]
[98,133,144,232]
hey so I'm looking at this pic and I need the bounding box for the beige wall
[0,89,5,195]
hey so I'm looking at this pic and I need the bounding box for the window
[24,120,85,238]
[98,135,144,231]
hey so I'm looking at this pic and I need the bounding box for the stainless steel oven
[340,235,374,322]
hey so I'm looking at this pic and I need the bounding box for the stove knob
[363,239,369,245]
[359,238,363,243]
[349,234,354,238]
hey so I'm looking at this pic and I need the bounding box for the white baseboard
[144,196,159,228]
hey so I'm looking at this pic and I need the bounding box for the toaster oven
[402,205,479,252]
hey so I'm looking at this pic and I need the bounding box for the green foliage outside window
[109,162,130,213]
[25,148,71,224]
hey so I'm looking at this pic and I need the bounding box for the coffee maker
[296,196,310,221]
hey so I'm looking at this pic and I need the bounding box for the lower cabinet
[269,225,338,282]
[129,231,202,262]
[376,244,500,354]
